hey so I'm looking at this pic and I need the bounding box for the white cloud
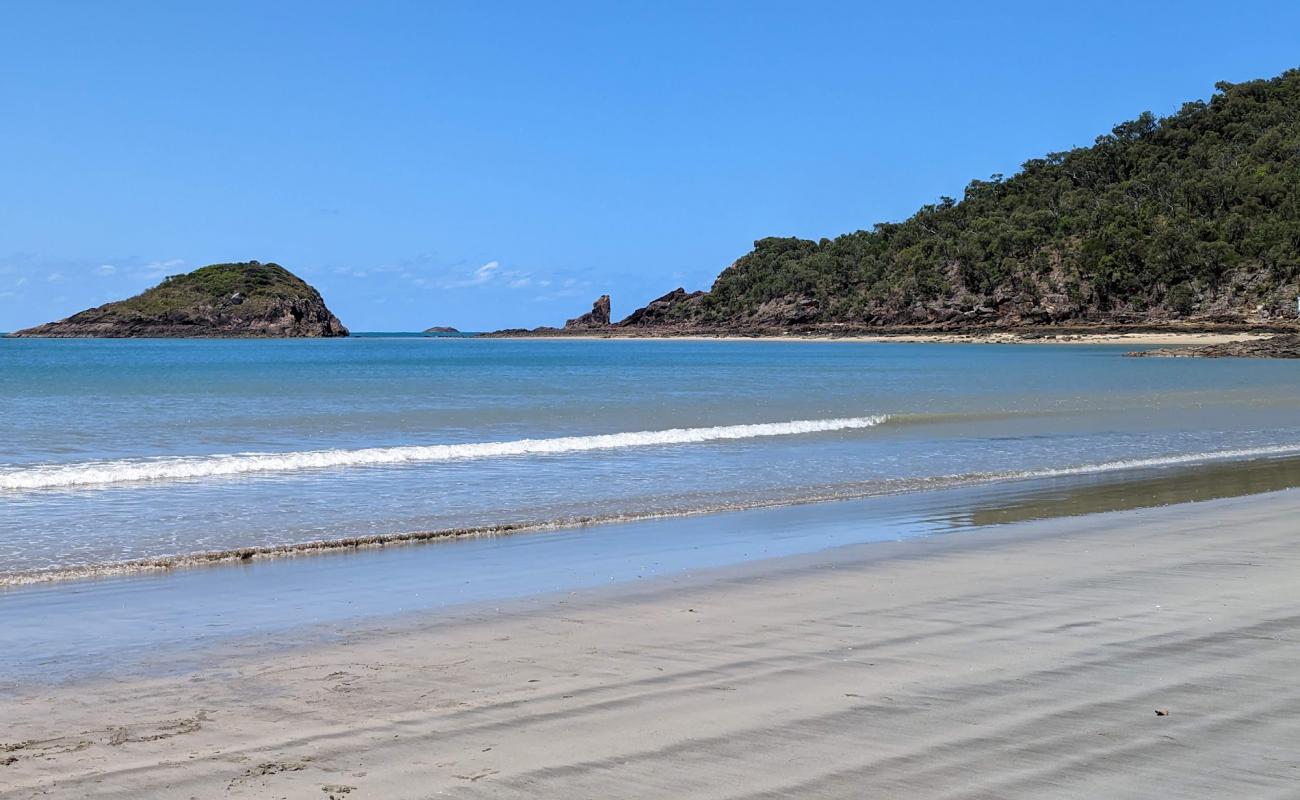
[437,260,532,290]
[97,264,116,276]
[470,260,499,284]
[350,255,560,296]
[131,259,185,280]
[46,272,64,282]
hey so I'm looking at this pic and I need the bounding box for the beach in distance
[489,329,1277,345]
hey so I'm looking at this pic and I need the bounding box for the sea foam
[1016,443,1300,479]
[0,416,890,490]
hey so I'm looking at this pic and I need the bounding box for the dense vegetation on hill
[11,262,349,338]
[627,70,1300,329]
[99,262,321,316]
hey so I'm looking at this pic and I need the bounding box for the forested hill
[622,70,1300,331]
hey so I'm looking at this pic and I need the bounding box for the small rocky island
[9,261,349,338]
[423,326,460,334]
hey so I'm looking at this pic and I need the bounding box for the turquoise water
[2,337,1299,580]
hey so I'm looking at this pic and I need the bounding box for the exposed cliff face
[10,262,348,338]
[616,248,1300,335]
[564,295,612,330]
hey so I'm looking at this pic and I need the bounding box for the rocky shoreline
[485,296,1296,343]
[487,323,1295,340]
[1127,334,1300,359]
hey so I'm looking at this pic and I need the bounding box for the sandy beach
[4,490,1298,798]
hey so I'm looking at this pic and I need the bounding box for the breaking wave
[5,438,1300,586]
[0,416,891,491]
[1014,443,1300,478]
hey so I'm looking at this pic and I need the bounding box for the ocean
[3,336,1299,585]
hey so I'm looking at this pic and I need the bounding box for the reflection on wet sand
[946,455,1300,529]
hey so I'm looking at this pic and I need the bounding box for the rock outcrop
[618,288,706,328]
[564,295,612,330]
[423,326,460,334]
[1127,334,1300,358]
[10,261,349,338]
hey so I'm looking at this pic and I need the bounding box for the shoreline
[6,454,1300,692]
[483,330,1284,346]
[6,329,1291,346]
[4,490,1299,797]
[10,443,1300,589]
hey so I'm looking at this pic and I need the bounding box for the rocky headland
[492,71,1300,341]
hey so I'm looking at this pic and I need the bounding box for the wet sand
[3,489,1299,798]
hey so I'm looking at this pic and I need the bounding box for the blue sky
[2,1,1298,331]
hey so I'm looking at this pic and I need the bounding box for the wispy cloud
[433,260,538,291]
[470,260,499,284]
[4,256,185,285]
[0,254,193,330]
[130,258,185,280]
[531,276,591,303]
[439,260,500,288]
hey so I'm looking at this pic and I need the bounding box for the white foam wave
[0,416,890,490]
[1013,443,1300,480]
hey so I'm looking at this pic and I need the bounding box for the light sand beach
[500,330,1277,346]
[3,490,1299,798]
